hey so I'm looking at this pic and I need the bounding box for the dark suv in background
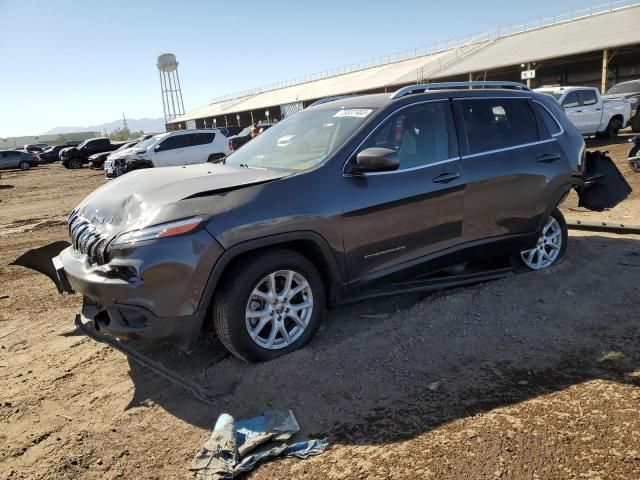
[43,82,628,363]
[60,137,121,169]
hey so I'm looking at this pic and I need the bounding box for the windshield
[606,81,640,95]
[225,107,375,171]
[135,135,161,150]
[77,140,89,149]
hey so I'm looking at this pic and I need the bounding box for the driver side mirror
[154,144,162,152]
[350,147,399,174]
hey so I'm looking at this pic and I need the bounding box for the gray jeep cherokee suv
[47,82,627,362]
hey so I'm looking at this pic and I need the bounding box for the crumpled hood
[107,147,138,162]
[74,163,287,238]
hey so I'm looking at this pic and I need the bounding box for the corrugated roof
[171,4,640,124]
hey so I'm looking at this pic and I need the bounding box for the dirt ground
[1,135,639,479]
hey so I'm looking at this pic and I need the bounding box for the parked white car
[104,129,231,178]
[535,86,631,138]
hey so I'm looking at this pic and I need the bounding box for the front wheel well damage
[201,237,343,331]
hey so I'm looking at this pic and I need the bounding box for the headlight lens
[111,216,204,247]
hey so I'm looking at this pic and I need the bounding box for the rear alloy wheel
[213,249,325,362]
[69,158,83,169]
[19,161,31,170]
[515,209,567,271]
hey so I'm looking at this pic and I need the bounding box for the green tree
[108,128,145,142]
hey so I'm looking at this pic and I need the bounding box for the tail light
[228,140,234,151]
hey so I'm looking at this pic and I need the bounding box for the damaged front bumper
[77,295,206,352]
[14,227,224,351]
[55,229,223,350]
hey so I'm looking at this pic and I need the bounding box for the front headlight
[111,216,205,247]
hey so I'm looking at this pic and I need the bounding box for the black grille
[67,210,109,265]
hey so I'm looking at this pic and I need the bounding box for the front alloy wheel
[516,208,567,271]
[245,270,314,350]
[213,249,325,362]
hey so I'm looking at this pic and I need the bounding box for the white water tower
[157,53,185,124]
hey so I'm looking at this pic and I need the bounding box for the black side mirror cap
[351,147,400,174]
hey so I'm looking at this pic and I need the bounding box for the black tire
[213,249,325,363]
[68,158,83,169]
[511,208,568,272]
[598,117,622,139]
[19,161,31,171]
[631,114,640,133]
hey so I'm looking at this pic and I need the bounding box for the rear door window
[193,132,215,145]
[579,90,598,106]
[531,102,562,137]
[457,98,540,154]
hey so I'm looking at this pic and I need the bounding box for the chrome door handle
[432,172,460,183]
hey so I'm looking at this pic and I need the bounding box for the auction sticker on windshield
[333,109,372,118]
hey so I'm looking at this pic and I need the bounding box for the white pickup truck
[535,86,631,138]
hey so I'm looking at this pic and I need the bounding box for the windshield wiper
[238,163,269,170]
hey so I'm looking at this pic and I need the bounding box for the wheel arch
[198,231,347,318]
[538,183,572,232]
[610,113,624,124]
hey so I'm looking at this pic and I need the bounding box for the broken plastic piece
[191,410,328,479]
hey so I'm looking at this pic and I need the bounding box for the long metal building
[168,1,640,130]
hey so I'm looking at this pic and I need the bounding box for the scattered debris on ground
[191,410,327,479]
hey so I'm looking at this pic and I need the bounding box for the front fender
[197,231,347,312]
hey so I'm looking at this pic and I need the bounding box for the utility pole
[122,113,128,132]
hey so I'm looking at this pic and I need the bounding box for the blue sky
[1,0,594,137]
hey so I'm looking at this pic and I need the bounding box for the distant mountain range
[43,117,166,135]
